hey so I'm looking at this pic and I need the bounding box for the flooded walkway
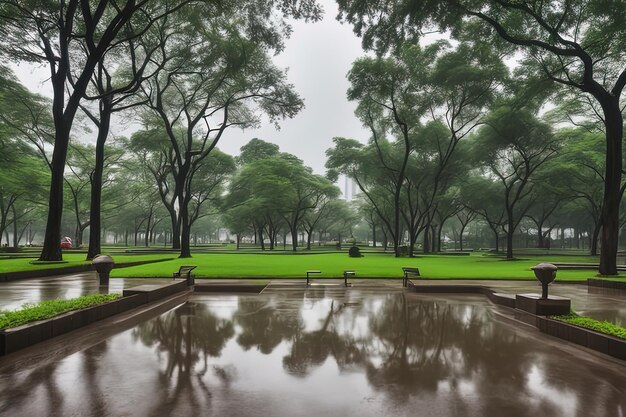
[0,285,624,417]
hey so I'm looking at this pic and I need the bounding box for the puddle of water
[0,290,625,417]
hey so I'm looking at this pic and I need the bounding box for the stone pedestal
[515,293,571,316]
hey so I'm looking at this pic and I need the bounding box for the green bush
[551,312,626,340]
[0,294,122,330]
[348,246,362,258]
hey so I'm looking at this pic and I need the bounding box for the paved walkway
[0,273,624,326]
[412,280,626,325]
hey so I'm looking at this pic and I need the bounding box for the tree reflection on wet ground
[0,287,625,417]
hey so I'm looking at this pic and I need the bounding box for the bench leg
[306,276,309,286]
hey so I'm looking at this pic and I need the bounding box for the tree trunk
[506,216,514,259]
[599,98,622,275]
[258,227,265,250]
[179,206,191,258]
[145,215,151,247]
[494,230,499,252]
[372,225,377,247]
[590,223,601,256]
[423,224,430,254]
[12,206,18,247]
[291,227,298,252]
[459,224,467,251]
[86,94,112,259]
[306,230,312,250]
[40,121,72,261]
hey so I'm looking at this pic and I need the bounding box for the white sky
[10,0,371,175]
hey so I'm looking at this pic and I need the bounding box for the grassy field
[0,253,173,273]
[109,252,602,280]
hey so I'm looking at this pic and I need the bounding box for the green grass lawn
[109,252,603,280]
[0,253,173,273]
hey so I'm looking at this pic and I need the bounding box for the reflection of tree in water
[233,298,301,354]
[0,361,65,416]
[274,292,625,416]
[283,300,364,376]
[365,295,625,416]
[81,341,109,416]
[131,302,235,416]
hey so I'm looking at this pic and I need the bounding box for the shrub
[348,246,362,258]
[551,312,626,340]
[0,293,122,329]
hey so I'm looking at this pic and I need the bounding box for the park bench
[402,267,420,287]
[305,270,321,286]
[305,270,356,287]
[173,265,197,285]
[343,270,355,287]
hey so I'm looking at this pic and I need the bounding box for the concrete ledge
[515,293,571,315]
[122,280,189,303]
[194,283,268,293]
[588,278,626,290]
[535,316,626,361]
[411,284,516,309]
[0,280,189,356]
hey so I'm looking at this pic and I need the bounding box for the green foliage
[0,294,122,330]
[551,312,626,340]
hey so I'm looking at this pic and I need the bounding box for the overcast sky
[10,0,370,176]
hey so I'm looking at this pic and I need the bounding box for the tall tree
[346,44,440,256]
[140,18,303,258]
[470,106,561,259]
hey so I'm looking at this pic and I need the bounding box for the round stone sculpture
[93,255,115,286]
[530,262,558,299]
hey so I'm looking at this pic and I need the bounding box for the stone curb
[587,278,626,290]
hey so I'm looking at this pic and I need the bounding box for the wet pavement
[412,280,626,326]
[0,272,171,311]
[0,285,625,417]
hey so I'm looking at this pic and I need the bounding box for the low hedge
[0,294,122,330]
[551,312,626,340]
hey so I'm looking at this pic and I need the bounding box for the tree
[470,105,561,259]
[139,18,303,258]
[302,185,341,250]
[326,137,400,252]
[236,138,280,165]
[453,208,476,251]
[337,0,626,273]
[346,44,439,256]
[554,129,607,255]
[461,176,506,252]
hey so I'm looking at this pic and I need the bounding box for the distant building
[342,175,359,201]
